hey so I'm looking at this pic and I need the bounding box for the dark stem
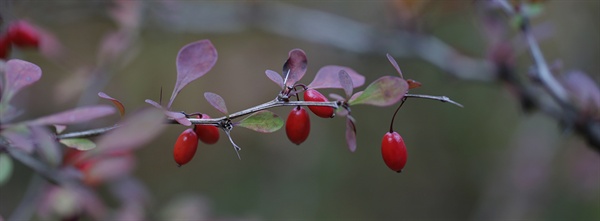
[389,98,407,133]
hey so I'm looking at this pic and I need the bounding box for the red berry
[173,128,199,166]
[285,106,310,145]
[303,89,334,118]
[8,20,41,48]
[0,35,11,59]
[194,114,220,144]
[381,131,407,173]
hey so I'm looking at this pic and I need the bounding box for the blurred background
[1,0,599,220]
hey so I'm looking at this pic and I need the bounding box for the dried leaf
[31,126,62,167]
[348,76,408,107]
[98,92,125,117]
[386,53,404,78]
[60,138,97,151]
[168,40,218,108]
[339,70,353,98]
[265,69,284,89]
[308,65,365,89]
[282,49,307,87]
[54,125,67,134]
[407,79,422,89]
[204,92,228,114]
[236,111,283,133]
[1,59,42,105]
[345,117,357,152]
[0,153,13,186]
[27,105,115,126]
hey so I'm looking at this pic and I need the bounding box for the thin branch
[405,93,464,108]
[56,125,120,140]
[523,27,569,104]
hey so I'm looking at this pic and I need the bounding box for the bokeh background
[1,1,599,220]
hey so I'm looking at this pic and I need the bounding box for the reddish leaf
[2,59,42,103]
[386,53,404,78]
[98,92,125,117]
[348,76,408,107]
[345,116,357,152]
[338,70,353,98]
[265,69,284,89]
[145,99,191,126]
[282,49,307,88]
[307,65,365,89]
[168,40,218,108]
[204,92,228,114]
[27,105,115,126]
[90,108,166,156]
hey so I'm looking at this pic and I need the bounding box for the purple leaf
[282,49,308,88]
[204,92,228,114]
[339,70,353,98]
[329,93,345,101]
[307,65,365,89]
[99,92,125,117]
[561,71,600,116]
[265,70,284,89]
[348,76,408,107]
[2,59,42,102]
[145,99,191,126]
[168,40,218,108]
[87,154,135,184]
[27,105,115,126]
[1,125,34,153]
[91,108,166,156]
[236,110,283,133]
[345,116,357,152]
[386,54,404,79]
[31,126,62,167]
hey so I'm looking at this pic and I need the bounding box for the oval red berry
[303,89,334,118]
[8,20,41,48]
[173,128,199,166]
[194,114,220,144]
[286,106,310,145]
[0,35,11,59]
[381,131,407,173]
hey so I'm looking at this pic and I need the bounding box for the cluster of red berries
[1,20,41,59]
[173,114,220,166]
[285,88,334,145]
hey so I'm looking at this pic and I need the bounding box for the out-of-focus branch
[152,1,496,82]
[491,0,600,151]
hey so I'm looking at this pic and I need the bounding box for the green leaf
[348,76,408,106]
[236,111,283,133]
[60,138,97,151]
[0,153,13,186]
